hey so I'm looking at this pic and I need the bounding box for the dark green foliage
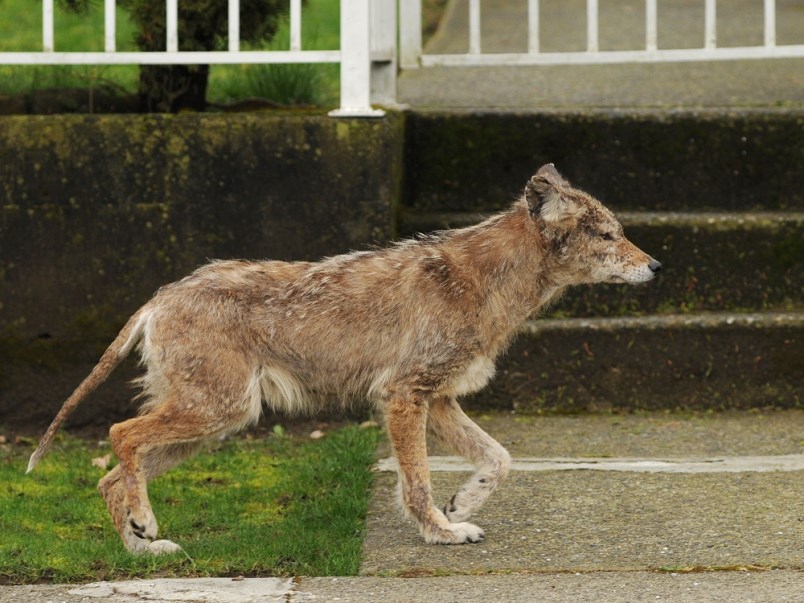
[120,0,287,52]
[56,0,94,14]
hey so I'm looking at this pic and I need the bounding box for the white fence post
[228,0,240,52]
[166,0,178,52]
[104,0,116,52]
[290,0,302,52]
[646,0,657,52]
[764,0,776,47]
[399,0,422,68]
[370,0,397,106]
[43,0,54,52]
[705,0,717,49]
[528,0,540,54]
[469,0,481,54]
[329,0,384,117]
[587,0,599,53]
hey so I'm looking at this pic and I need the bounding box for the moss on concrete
[0,112,405,338]
[404,110,804,213]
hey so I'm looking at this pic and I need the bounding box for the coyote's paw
[123,507,158,552]
[443,493,473,523]
[425,521,485,545]
[148,539,183,555]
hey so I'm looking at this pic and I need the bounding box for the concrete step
[403,110,804,213]
[400,211,804,317]
[465,312,802,412]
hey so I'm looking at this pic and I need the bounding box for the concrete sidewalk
[399,0,804,109]
[3,411,801,602]
[360,412,803,577]
[3,572,803,602]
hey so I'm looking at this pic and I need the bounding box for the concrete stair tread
[403,111,804,214]
[398,207,803,412]
[525,311,804,332]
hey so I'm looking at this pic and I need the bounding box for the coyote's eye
[600,232,614,241]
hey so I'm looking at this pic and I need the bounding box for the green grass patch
[0,424,381,584]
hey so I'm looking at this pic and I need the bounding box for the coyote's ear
[525,164,577,223]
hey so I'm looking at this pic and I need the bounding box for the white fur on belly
[451,356,495,396]
[248,366,311,415]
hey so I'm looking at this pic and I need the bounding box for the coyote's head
[525,164,662,285]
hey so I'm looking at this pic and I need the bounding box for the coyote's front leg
[385,391,485,544]
[429,397,511,523]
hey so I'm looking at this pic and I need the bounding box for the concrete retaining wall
[0,113,404,428]
[1,113,404,339]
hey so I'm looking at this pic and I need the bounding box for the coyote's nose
[648,259,663,273]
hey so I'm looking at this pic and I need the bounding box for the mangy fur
[28,164,660,552]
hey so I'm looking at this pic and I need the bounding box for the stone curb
[3,572,803,603]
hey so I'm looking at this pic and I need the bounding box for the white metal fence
[1,1,803,115]
[0,0,394,116]
[400,0,804,68]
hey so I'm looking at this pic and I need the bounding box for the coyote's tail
[26,308,150,473]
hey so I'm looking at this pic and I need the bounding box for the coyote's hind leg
[99,441,202,554]
[428,398,511,523]
[107,401,227,553]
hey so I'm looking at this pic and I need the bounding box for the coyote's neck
[442,203,564,350]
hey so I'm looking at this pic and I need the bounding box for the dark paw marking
[465,532,485,544]
[129,517,150,540]
[479,478,487,484]
[443,494,458,515]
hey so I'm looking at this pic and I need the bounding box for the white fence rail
[400,0,804,68]
[0,0,390,117]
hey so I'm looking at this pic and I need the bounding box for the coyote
[28,164,660,553]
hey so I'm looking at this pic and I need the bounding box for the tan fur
[29,164,660,552]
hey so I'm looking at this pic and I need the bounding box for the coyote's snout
[29,164,660,553]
